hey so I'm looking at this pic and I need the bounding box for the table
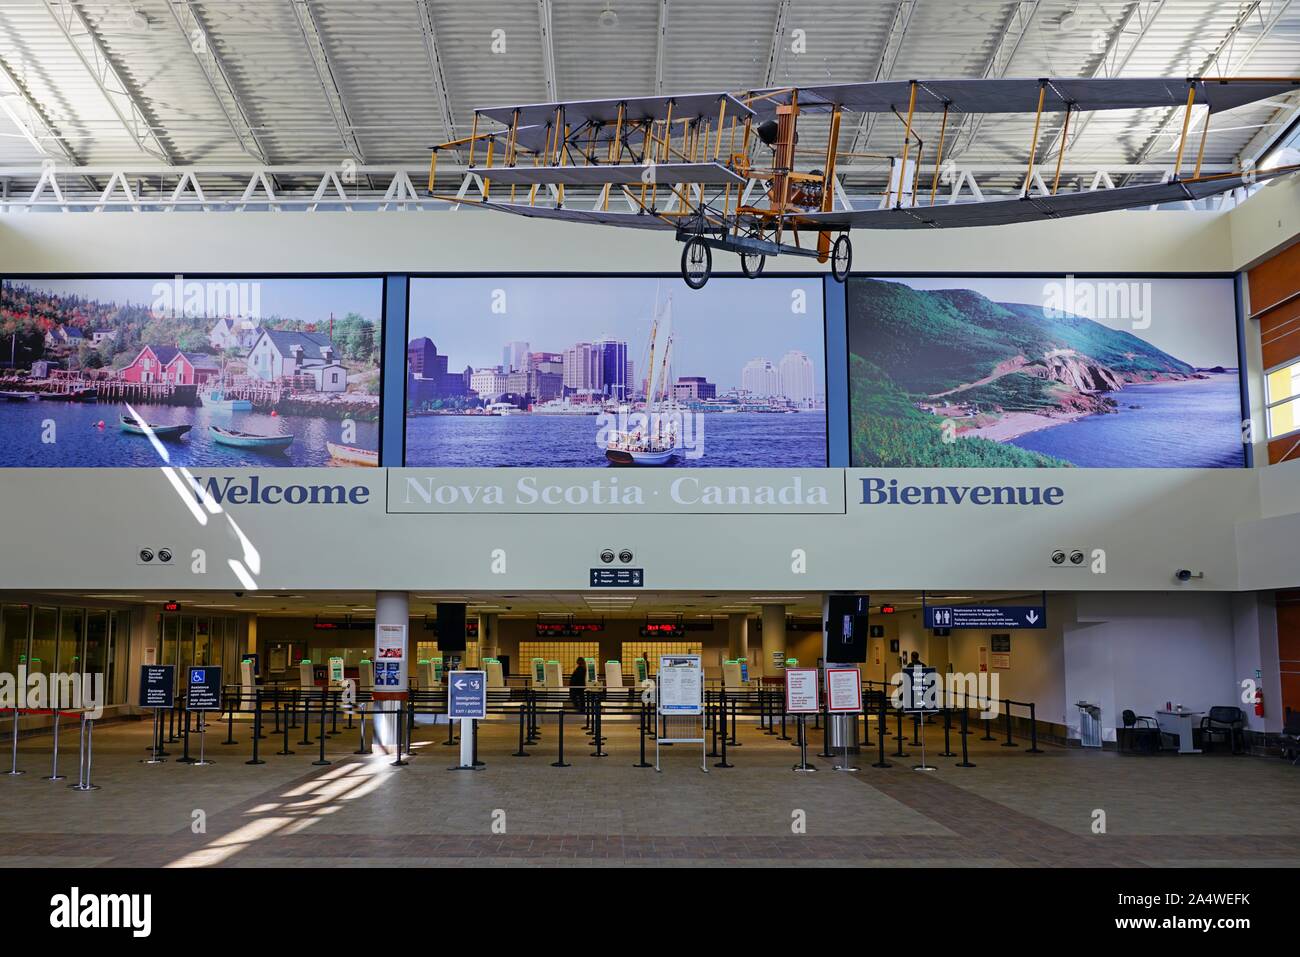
[1156,710,1204,754]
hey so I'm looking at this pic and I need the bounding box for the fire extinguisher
[1254,688,1265,717]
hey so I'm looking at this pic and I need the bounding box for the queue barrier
[113,676,1047,775]
[5,706,100,790]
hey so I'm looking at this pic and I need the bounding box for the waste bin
[1075,701,1102,748]
[827,713,859,752]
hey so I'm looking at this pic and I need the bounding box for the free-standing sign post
[185,666,222,767]
[825,667,862,773]
[656,655,706,772]
[784,668,820,772]
[138,664,175,765]
[448,670,486,771]
[903,664,939,772]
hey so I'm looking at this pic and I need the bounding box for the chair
[1120,709,1163,754]
[1200,706,1246,754]
[1279,711,1300,766]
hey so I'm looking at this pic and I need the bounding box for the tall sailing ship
[605,292,682,467]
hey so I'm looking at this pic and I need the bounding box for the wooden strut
[1023,82,1046,196]
[1173,84,1197,179]
[896,81,917,209]
[929,104,948,206]
[1052,104,1071,195]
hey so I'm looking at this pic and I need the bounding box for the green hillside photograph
[847,276,1245,469]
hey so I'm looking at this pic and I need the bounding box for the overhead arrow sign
[924,605,1047,630]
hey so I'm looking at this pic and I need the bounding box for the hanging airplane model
[429,77,1300,288]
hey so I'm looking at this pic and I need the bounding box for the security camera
[600,549,615,564]
[618,549,633,564]
[233,591,244,598]
[1174,569,1202,583]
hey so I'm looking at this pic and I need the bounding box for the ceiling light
[597,3,618,28]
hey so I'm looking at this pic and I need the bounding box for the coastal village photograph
[404,276,828,468]
[0,277,383,466]
[848,276,1245,468]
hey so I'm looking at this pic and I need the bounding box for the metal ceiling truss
[845,0,917,158]
[288,0,365,163]
[414,0,459,161]
[166,0,270,165]
[1127,0,1295,178]
[538,0,557,101]
[654,0,669,94]
[0,55,83,166]
[42,0,176,164]
[1041,0,1169,163]
[952,0,1045,157]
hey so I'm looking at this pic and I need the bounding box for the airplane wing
[779,167,1295,230]
[478,162,745,187]
[453,199,677,231]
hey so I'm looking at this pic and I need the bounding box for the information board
[376,622,406,659]
[903,665,938,713]
[826,667,862,713]
[784,668,820,714]
[186,666,222,711]
[138,664,175,709]
[657,655,702,715]
[925,605,1045,629]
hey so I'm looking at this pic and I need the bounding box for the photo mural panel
[0,276,383,467]
[404,276,828,468]
[846,275,1244,468]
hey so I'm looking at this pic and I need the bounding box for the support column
[1232,592,1281,734]
[728,613,748,661]
[372,591,409,752]
[761,604,786,678]
[480,613,499,661]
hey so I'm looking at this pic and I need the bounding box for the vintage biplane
[429,77,1300,288]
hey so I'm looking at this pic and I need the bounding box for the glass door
[1,605,30,675]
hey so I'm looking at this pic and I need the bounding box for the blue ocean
[0,399,377,467]
[1008,374,1245,468]
[405,411,828,468]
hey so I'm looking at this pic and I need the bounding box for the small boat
[210,425,293,452]
[119,416,192,440]
[39,387,98,402]
[326,441,378,466]
[605,446,678,466]
[200,389,252,412]
[0,390,38,402]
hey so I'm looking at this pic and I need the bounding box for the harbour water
[0,398,378,467]
[405,410,828,467]
[1008,375,1245,468]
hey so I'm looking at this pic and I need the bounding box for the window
[1266,358,1300,439]
[1,605,30,674]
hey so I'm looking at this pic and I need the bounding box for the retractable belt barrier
[113,677,1046,775]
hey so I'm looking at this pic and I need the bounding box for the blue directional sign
[924,605,1046,630]
[448,670,487,720]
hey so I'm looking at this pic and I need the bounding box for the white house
[208,315,263,352]
[245,329,347,393]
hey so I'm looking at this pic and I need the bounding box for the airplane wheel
[740,249,765,278]
[830,234,852,282]
[681,236,712,289]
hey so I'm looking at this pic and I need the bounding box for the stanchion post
[1027,702,1043,753]
[871,694,891,768]
[551,706,570,767]
[42,710,65,781]
[513,700,529,757]
[7,706,23,776]
[956,707,975,767]
[893,709,908,757]
[1001,699,1018,748]
[634,701,652,768]
[278,692,295,755]
[246,690,265,765]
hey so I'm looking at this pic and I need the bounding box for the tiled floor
[0,713,1295,867]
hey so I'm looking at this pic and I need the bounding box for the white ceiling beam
[167,0,270,164]
[42,0,177,164]
[288,0,365,162]
[0,54,82,165]
[414,0,458,160]
[538,0,557,101]
[1128,0,1294,174]
[761,0,793,87]
[845,0,917,156]
[654,0,669,94]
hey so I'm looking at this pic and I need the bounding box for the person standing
[569,657,588,711]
